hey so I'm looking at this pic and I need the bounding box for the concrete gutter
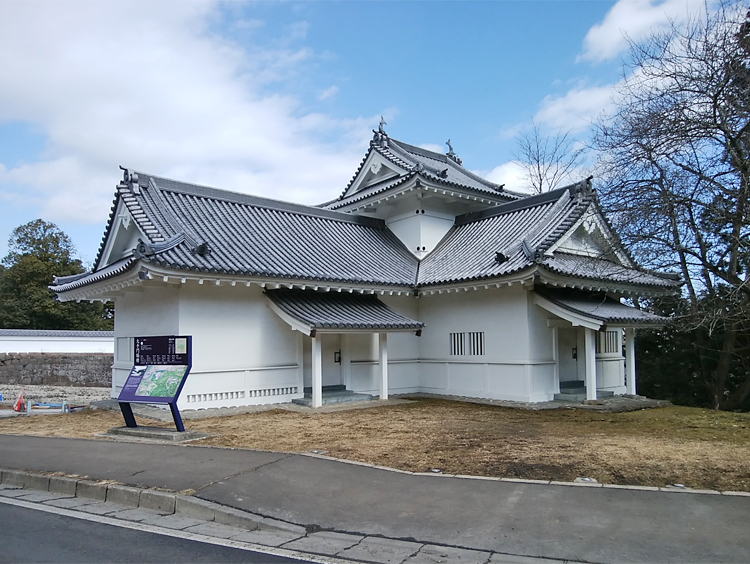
[0,467,304,534]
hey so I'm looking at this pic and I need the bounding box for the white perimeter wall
[0,336,113,354]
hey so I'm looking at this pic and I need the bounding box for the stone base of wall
[0,353,112,387]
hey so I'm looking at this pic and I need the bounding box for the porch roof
[533,288,668,329]
[265,288,424,335]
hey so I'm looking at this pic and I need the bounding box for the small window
[596,330,620,354]
[450,332,485,356]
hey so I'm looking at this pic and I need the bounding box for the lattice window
[596,330,621,354]
[450,332,485,356]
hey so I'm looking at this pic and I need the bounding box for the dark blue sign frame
[118,336,192,432]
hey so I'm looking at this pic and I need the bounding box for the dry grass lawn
[2,398,749,492]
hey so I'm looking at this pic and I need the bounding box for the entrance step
[559,380,585,391]
[554,382,615,401]
[292,386,374,407]
[554,392,587,401]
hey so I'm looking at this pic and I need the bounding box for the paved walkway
[0,435,748,563]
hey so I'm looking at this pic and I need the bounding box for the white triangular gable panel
[343,151,404,198]
[97,200,147,269]
[549,206,631,266]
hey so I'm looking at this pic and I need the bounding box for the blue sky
[0,0,709,265]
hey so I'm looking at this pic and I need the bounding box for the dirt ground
[1,398,749,492]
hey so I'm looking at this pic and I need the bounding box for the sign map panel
[118,336,192,404]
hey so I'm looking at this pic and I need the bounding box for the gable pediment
[343,152,404,199]
[549,206,631,266]
[96,199,147,269]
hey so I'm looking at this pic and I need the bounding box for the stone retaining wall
[0,353,112,387]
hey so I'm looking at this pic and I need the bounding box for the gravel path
[0,384,111,407]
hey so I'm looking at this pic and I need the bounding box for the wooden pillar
[625,327,637,395]
[341,333,351,390]
[312,335,323,408]
[296,332,304,395]
[379,332,388,401]
[584,328,597,401]
[552,326,560,394]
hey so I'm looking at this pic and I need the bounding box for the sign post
[117,335,192,432]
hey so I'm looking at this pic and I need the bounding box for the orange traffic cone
[13,388,25,412]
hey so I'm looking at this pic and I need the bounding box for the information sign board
[134,336,189,366]
[117,335,192,432]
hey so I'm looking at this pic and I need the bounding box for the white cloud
[318,85,340,101]
[0,1,373,226]
[283,21,310,42]
[417,144,445,154]
[478,161,529,192]
[231,19,264,32]
[579,0,710,62]
[534,84,616,133]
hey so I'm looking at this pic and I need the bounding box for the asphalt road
[0,502,307,564]
[2,435,749,563]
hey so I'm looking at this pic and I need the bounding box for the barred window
[450,332,485,356]
[596,330,620,354]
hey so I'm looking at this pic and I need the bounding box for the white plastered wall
[112,286,180,397]
[596,328,626,394]
[112,282,302,410]
[386,213,454,257]
[417,285,552,402]
[110,278,625,407]
[175,283,302,410]
[339,294,422,397]
[532,307,627,396]
[526,294,559,400]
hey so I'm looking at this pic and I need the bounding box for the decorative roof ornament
[445,139,463,166]
[371,116,389,148]
[133,233,190,259]
[119,166,142,194]
[522,239,544,263]
[572,175,596,203]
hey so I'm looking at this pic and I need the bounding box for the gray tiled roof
[418,182,680,290]
[52,257,138,293]
[80,174,420,288]
[418,184,590,286]
[52,168,679,297]
[266,289,424,330]
[328,136,521,209]
[540,253,677,288]
[0,329,114,338]
[534,288,668,326]
[387,139,512,194]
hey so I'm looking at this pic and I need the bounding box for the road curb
[0,467,300,533]
[299,452,742,495]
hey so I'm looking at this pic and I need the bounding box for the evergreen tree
[0,219,113,330]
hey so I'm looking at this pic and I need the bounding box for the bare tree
[594,1,750,409]
[514,121,585,193]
